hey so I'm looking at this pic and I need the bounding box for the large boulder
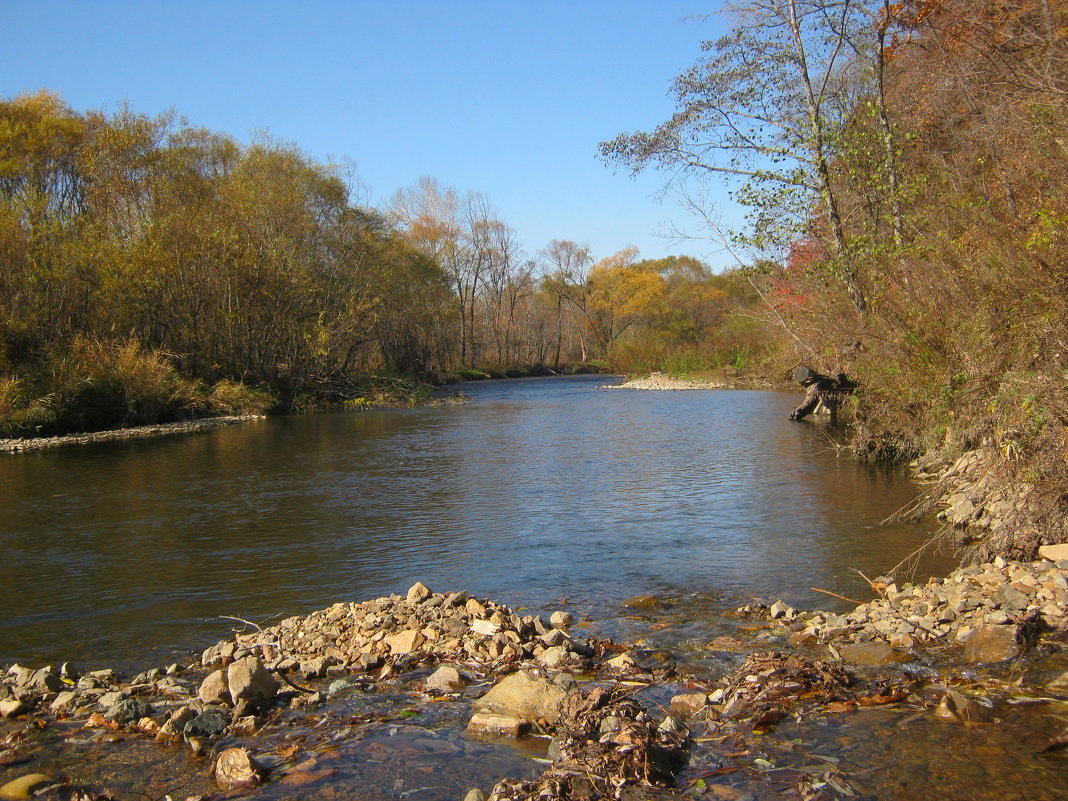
[473,670,573,726]
[227,656,279,709]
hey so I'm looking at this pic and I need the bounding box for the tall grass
[0,338,274,438]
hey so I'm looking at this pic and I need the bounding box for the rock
[299,657,335,679]
[198,669,232,705]
[49,691,79,712]
[990,584,1030,613]
[1038,544,1068,562]
[466,711,530,737]
[658,715,687,734]
[97,690,126,708]
[0,774,54,800]
[213,747,264,790]
[137,716,161,735]
[962,624,1021,663]
[29,668,61,693]
[549,610,574,628]
[425,666,465,692]
[604,653,639,672]
[384,629,425,655]
[231,715,258,735]
[406,581,432,604]
[0,699,28,719]
[463,790,487,801]
[1045,671,1068,695]
[327,679,351,696]
[227,656,279,709]
[104,697,149,726]
[622,595,662,610]
[769,600,795,620]
[933,690,993,724]
[539,628,571,648]
[837,641,911,666]
[537,646,577,668]
[669,693,708,719]
[470,618,501,637]
[475,670,572,725]
[184,707,231,739]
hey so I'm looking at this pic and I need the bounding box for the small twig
[217,615,317,694]
[811,587,864,605]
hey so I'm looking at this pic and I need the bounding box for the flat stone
[962,624,1021,663]
[1038,544,1068,562]
[622,595,662,610]
[0,774,54,800]
[425,666,464,692]
[476,670,572,725]
[406,581,432,604]
[669,693,709,719]
[0,699,28,719]
[384,629,425,655]
[49,691,79,712]
[470,618,501,637]
[990,584,1030,613]
[837,641,911,666]
[104,697,149,726]
[466,711,529,737]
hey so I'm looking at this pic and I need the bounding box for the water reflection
[0,375,955,668]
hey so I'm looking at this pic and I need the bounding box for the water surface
[0,375,955,669]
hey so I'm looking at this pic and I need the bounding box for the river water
[0,375,956,670]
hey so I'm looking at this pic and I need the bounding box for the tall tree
[600,0,874,315]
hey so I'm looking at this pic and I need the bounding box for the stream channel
[4,375,1064,800]
[1,374,955,669]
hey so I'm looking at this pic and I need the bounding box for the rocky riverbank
[2,573,1067,801]
[609,372,733,391]
[0,416,265,454]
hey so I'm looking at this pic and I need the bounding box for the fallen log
[789,367,856,421]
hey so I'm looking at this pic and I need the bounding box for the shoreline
[0,415,266,454]
[608,371,768,391]
[2,567,1066,801]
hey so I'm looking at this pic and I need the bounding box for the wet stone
[184,707,230,739]
[962,624,1021,663]
[104,697,149,726]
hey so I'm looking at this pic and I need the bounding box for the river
[0,375,956,670]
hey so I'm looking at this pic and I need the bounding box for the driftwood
[789,366,856,421]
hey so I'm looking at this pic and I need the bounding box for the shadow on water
[0,375,957,669]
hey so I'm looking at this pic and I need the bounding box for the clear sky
[2,1,740,267]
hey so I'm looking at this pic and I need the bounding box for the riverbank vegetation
[602,0,1068,558]
[0,92,778,439]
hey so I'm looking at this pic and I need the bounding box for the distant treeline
[0,92,779,437]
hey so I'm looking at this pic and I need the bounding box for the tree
[600,0,876,315]
[540,239,593,368]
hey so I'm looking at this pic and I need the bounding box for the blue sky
[3,1,740,267]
